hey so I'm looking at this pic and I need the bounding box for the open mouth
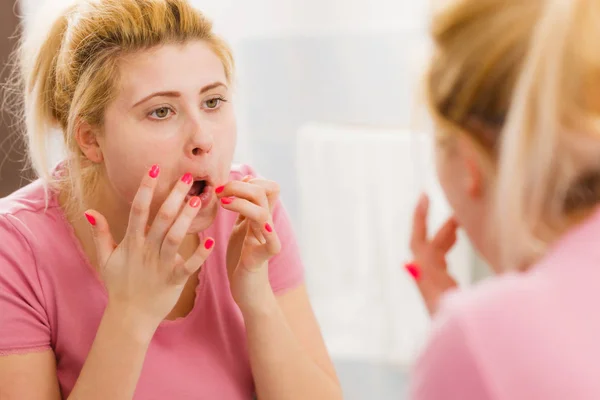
[185,178,214,205]
[188,180,207,197]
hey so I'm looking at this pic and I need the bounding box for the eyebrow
[132,82,227,108]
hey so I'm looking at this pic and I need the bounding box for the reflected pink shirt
[0,164,304,399]
[410,208,600,400]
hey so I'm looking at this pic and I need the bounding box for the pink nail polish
[215,185,225,194]
[189,196,201,208]
[181,173,193,185]
[405,262,421,281]
[149,164,160,178]
[204,238,215,250]
[265,223,273,233]
[220,197,233,205]
[84,212,96,226]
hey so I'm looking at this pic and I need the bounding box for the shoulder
[0,179,60,221]
[411,270,554,398]
[0,183,60,356]
[434,269,553,361]
[444,207,600,331]
[440,270,549,329]
[0,180,65,265]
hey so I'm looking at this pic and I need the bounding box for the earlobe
[75,120,103,163]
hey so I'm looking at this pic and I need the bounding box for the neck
[86,182,131,244]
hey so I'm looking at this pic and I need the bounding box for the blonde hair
[14,0,233,216]
[425,0,600,269]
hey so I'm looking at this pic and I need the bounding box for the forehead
[116,41,227,101]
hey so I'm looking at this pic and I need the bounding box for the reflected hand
[405,193,459,316]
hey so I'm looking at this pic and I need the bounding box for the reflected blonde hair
[425,0,600,268]
[13,0,233,215]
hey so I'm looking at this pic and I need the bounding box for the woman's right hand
[84,165,215,332]
[406,194,460,316]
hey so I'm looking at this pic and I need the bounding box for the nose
[185,119,213,157]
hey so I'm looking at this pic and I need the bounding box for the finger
[243,178,280,212]
[85,210,117,268]
[431,217,459,253]
[404,262,440,316]
[410,193,429,255]
[262,220,281,257]
[160,196,202,262]
[172,237,215,284]
[220,197,270,224]
[242,221,281,271]
[251,223,267,244]
[222,193,268,242]
[216,180,269,209]
[147,172,194,245]
[126,164,160,239]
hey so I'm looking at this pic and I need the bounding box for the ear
[75,120,103,163]
[458,137,484,198]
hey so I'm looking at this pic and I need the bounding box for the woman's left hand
[216,176,282,313]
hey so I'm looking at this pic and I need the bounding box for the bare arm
[216,176,342,400]
[244,284,343,400]
[67,307,155,399]
[0,351,61,400]
[0,308,155,400]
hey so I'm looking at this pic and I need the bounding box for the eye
[204,97,227,110]
[149,106,173,120]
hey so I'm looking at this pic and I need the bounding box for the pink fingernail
[84,212,96,226]
[220,197,233,205]
[149,164,160,178]
[265,223,273,233]
[181,173,193,184]
[204,238,215,249]
[215,185,225,194]
[405,262,421,281]
[189,196,201,208]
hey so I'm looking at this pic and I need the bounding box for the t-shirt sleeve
[233,164,305,294]
[0,214,52,356]
[408,300,493,400]
[268,200,305,294]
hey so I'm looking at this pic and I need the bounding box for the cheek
[101,123,175,205]
[213,114,237,163]
[434,145,464,213]
[219,109,237,145]
[434,146,454,196]
[103,152,148,203]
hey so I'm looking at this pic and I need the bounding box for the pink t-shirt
[0,164,304,399]
[410,208,600,400]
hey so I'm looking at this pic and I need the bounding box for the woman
[0,1,341,399]
[405,0,600,398]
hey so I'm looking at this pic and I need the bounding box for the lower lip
[185,186,213,209]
